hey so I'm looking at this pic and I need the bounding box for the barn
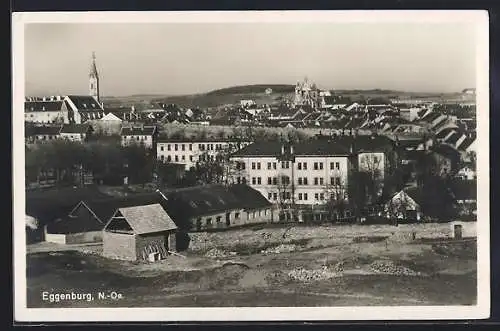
[102,203,178,261]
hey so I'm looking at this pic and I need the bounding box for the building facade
[156,139,252,170]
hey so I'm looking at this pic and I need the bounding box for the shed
[102,204,178,261]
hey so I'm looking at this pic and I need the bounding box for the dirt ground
[25,223,477,308]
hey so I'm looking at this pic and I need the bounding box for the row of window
[34,135,83,140]
[267,191,346,201]
[159,143,232,152]
[123,135,151,141]
[160,154,222,163]
[249,176,343,186]
[194,209,268,229]
[240,161,343,171]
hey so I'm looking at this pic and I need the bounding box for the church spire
[89,52,100,103]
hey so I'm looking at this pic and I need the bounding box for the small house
[103,204,178,261]
[59,123,93,142]
[384,187,423,222]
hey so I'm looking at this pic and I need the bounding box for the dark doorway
[225,212,231,227]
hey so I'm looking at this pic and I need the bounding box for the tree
[322,172,349,221]
[122,144,154,185]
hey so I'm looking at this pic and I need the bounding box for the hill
[205,84,295,96]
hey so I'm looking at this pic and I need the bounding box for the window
[252,177,256,185]
[198,144,203,150]
[298,178,303,185]
[320,193,325,200]
[257,177,262,185]
[267,177,272,185]
[237,177,241,184]
[374,156,379,163]
[267,162,272,170]
[315,193,319,200]
[298,193,303,200]
[160,155,165,161]
[273,162,277,170]
[330,162,334,170]
[252,162,256,170]
[160,146,164,151]
[330,177,335,185]
[182,144,185,151]
[181,155,185,161]
[175,155,179,162]
[257,162,261,170]
[241,162,246,170]
[319,178,324,185]
[242,178,247,184]
[216,216,222,224]
[304,193,308,200]
[206,218,212,226]
[314,162,318,170]
[273,192,278,200]
[190,156,193,162]
[298,163,302,170]
[268,193,272,200]
[336,162,340,170]
[335,177,341,186]
[272,177,278,185]
[303,162,307,170]
[314,177,319,185]
[303,177,308,185]
[189,144,193,151]
[137,137,140,141]
[167,155,171,162]
[235,212,240,219]
[319,162,323,170]
[175,144,178,151]
[285,192,291,200]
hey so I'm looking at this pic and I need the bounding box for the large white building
[156,139,252,170]
[230,135,395,207]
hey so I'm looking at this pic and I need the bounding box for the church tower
[89,52,100,103]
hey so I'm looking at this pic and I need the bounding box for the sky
[24,22,477,96]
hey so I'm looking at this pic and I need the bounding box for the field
[26,223,477,308]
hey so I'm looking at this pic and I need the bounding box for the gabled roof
[60,123,92,134]
[110,203,177,235]
[26,186,111,225]
[101,112,124,122]
[120,126,157,136]
[66,95,103,111]
[25,101,65,112]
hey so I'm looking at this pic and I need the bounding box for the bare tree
[358,153,384,205]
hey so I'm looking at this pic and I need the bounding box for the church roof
[89,52,99,78]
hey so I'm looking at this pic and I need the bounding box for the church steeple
[89,52,100,103]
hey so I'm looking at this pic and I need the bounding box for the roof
[76,192,167,224]
[160,184,271,225]
[444,132,461,145]
[457,136,475,151]
[27,125,62,136]
[25,101,65,112]
[435,127,457,140]
[101,112,124,121]
[403,186,425,206]
[432,144,461,160]
[60,124,92,134]
[113,203,177,234]
[450,180,477,201]
[120,126,157,136]
[66,96,103,111]
[26,186,111,225]
[46,213,104,234]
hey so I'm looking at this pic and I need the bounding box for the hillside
[205,84,295,96]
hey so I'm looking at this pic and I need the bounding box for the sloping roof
[78,192,166,224]
[403,186,425,206]
[231,141,283,157]
[113,203,177,234]
[160,184,270,225]
[28,125,62,136]
[25,101,65,112]
[120,126,157,136]
[66,95,103,111]
[421,111,441,123]
[444,132,461,145]
[450,180,477,201]
[46,213,104,234]
[101,112,123,121]
[432,144,461,160]
[435,127,457,140]
[457,136,475,151]
[26,186,111,225]
[60,124,92,134]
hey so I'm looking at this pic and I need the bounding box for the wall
[121,135,154,148]
[103,231,137,261]
[65,231,102,244]
[45,232,67,244]
[25,111,69,124]
[243,207,274,225]
[449,221,476,238]
[231,155,349,206]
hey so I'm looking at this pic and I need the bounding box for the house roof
[26,186,111,225]
[432,144,461,160]
[25,101,65,112]
[66,96,103,111]
[450,180,477,201]
[112,203,177,234]
[120,126,157,136]
[435,127,457,140]
[101,112,124,122]
[160,184,270,225]
[421,111,441,123]
[457,136,475,151]
[45,213,104,234]
[444,132,461,145]
[60,124,92,134]
[76,192,167,224]
[403,186,425,206]
[28,125,62,136]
